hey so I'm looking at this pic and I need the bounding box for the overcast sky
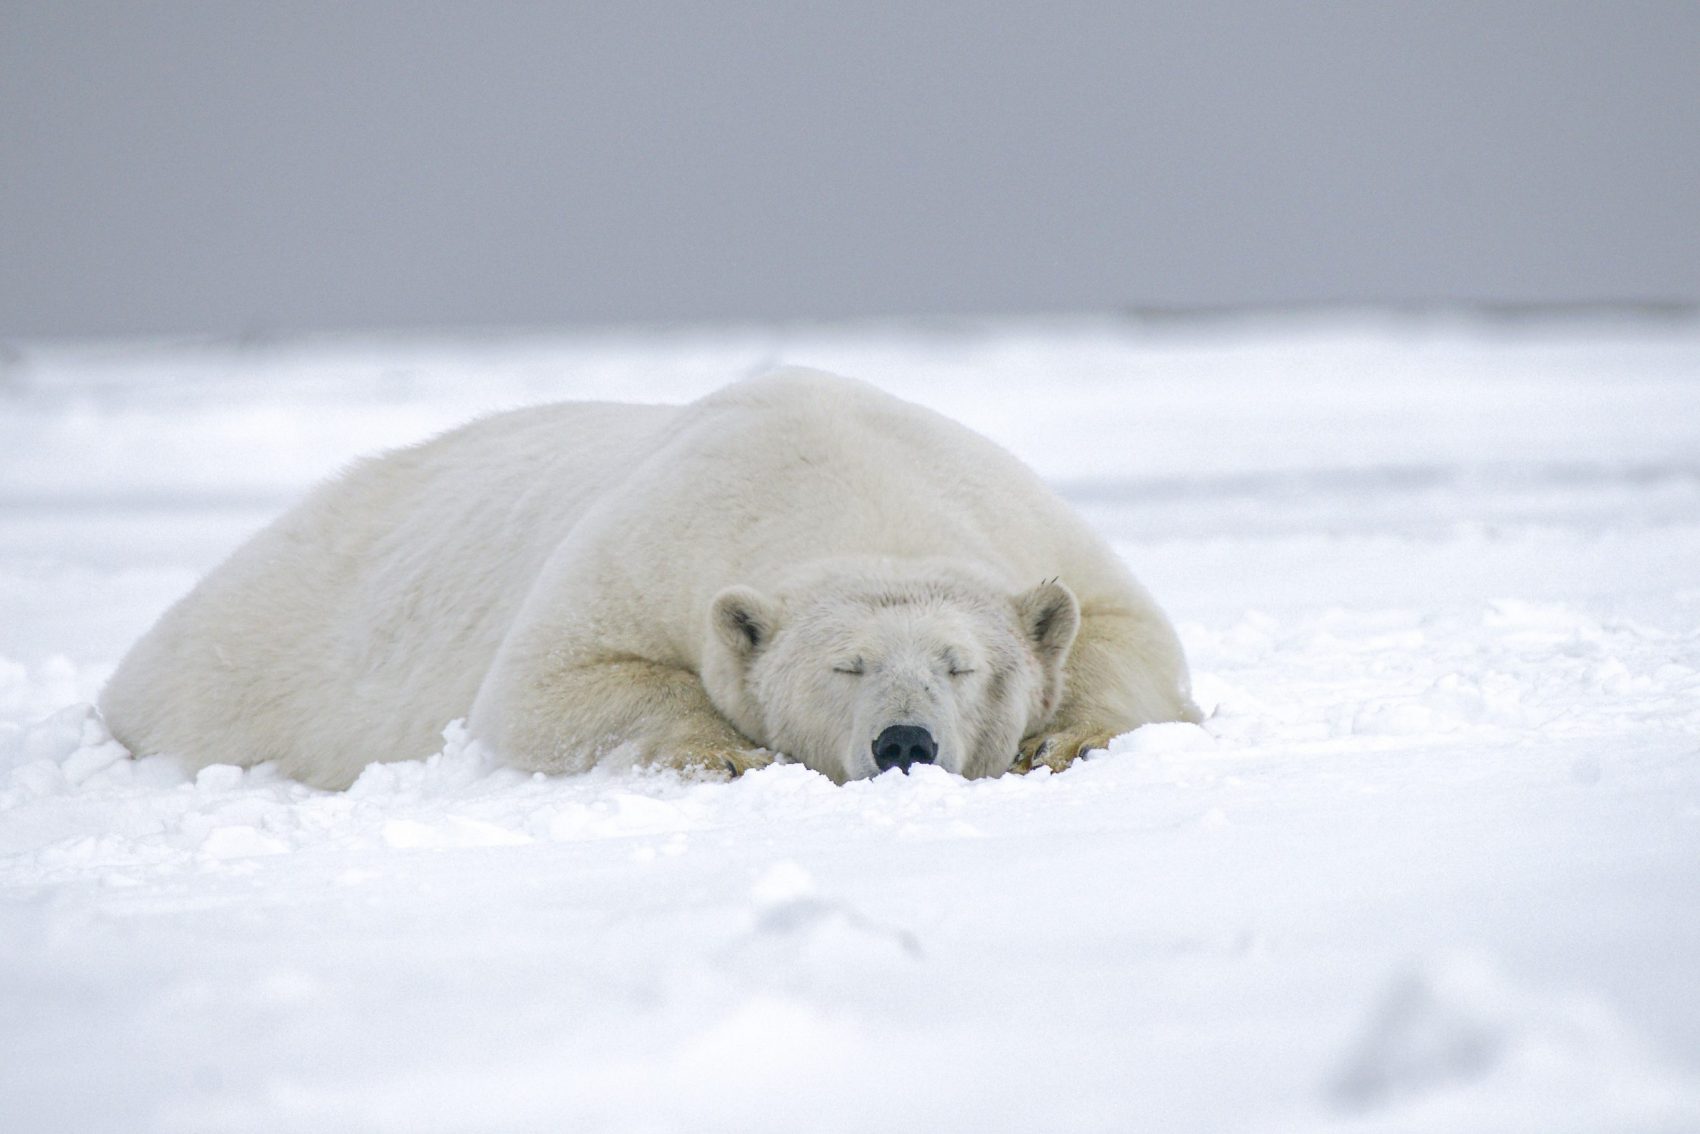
[3,2,1698,339]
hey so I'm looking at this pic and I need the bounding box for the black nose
[873,725,937,773]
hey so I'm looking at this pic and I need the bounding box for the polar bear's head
[702,563,1079,782]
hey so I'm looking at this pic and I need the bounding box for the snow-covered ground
[3,314,1698,1132]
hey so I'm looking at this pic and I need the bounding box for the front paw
[664,744,776,780]
[1012,727,1119,774]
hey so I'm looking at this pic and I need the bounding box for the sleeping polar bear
[100,369,1200,788]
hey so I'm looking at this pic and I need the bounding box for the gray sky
[3,1,1698,339]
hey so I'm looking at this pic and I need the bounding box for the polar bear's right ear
[711,586,778,660]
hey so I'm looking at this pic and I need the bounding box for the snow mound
[1326,956,1700,1133]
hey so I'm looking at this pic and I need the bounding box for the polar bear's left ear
[711,585,778,661]
[1015,578,1080,663]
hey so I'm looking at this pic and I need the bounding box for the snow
[3,314,1699,1131]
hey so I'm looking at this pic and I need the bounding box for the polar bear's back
[100,399,681,786]
[589,370,1143,635]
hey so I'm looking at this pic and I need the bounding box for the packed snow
[2,314,1698,1132]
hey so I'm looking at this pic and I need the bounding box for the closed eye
[832,661,865,675]
[948,667,976,677]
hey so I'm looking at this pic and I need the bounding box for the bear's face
[703,569,1080,782]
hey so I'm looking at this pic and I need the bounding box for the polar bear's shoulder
[696,366,874,407]
[693,367,933,420]
[688,367,978,453]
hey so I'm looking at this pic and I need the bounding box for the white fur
[100,369,1199,787]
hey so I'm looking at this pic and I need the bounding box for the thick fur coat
[101,370,1199,787]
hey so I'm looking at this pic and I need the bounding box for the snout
[873,725,937,773]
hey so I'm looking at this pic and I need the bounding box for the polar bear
[100,369,1199,788]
